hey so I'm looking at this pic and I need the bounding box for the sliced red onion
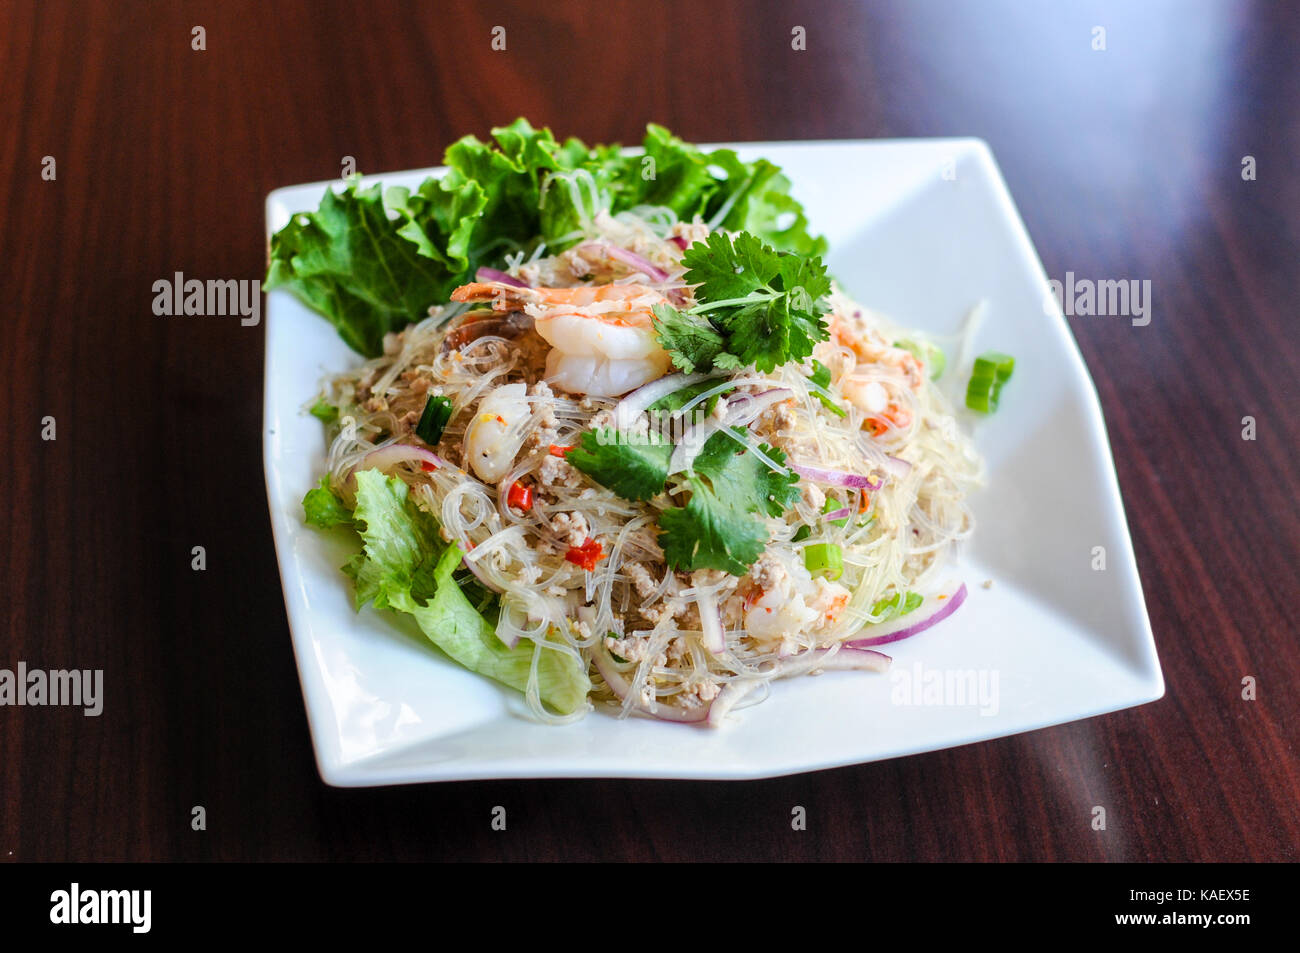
[790,462,884,490]
[577,242,670,282]
[460,548,507,600]
[696,590,725,655]
[669,235,689,250]
[613,370,724,430]
[723,388,793,426]
[474,266,528,288]
[668,389,794,475]
[773,645,892,677]
[354,443,447,475]
[706,680,759,728]
[823,506,851,522]
[883,454,912,477]
[847,583,969,648]
[669,416,724,474]
[591,641,710,723]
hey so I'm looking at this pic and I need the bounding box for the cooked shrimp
[451,282,672,396]
[841,378,890,415]
[464,382,530,483]
[439,310,534,355]
[828,312,924,389]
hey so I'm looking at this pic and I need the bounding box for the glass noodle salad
[269,120,986,727]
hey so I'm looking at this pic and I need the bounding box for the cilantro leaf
[777,248,833,306]
[715,299,789,373]
[658,489,769,576]
[662,230,832,373]
[651,304,728,373]
[681,230,782,302]
[691,429,802,517]
[658,430,801,574]
[565,428,672,501]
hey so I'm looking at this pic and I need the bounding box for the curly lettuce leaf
[266,119,826,356]
[264,180,455,357]
[323,469,589,714]
[391,545,591,715]
[344,469,443,609]
[623,124,720,219]
[303,477,352,529]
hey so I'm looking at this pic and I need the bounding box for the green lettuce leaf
[336,469,590,714]
[390,545,591,715]
[345,469,443,609]
[266,119,826,356]
[623,124,719,218]
[302,477,351,528]
[264,179,455,357]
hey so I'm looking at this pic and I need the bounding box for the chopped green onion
[415,395,454,445]
[803,542,843,580]
[808,360,847,417]
[965,351,1015,413]
[894,339,947,380]
[309,395,339,423]
[870,591,922,620]
[793,499,850,543]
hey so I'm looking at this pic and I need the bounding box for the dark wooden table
[2,0,1296,862]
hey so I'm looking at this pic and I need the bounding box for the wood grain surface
[1,0,1296,862]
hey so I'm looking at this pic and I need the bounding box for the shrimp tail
[449,282,527,309]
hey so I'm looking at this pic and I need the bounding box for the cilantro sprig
[565,427,800,576]
[652,231,832,374]
[659,429,801,574]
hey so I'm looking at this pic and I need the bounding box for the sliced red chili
[548,444,574,457]
[506,481,533,512]
[563,537,604,571]
[420,461,438,472]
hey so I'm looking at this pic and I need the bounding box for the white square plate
[264,139,1163,786]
